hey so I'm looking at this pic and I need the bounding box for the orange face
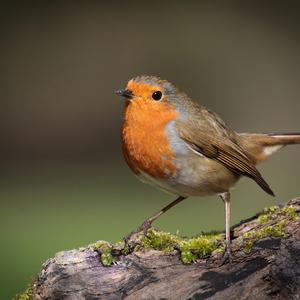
[121,79,178,178]
[126,79,163,102]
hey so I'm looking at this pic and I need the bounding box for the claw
[123,220,153,245]
[219,245,232,266]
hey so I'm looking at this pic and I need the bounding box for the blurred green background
[1,1,300,299]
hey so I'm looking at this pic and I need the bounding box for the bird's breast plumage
[122,99,178,178]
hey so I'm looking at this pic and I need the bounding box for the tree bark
[31,197,300,300]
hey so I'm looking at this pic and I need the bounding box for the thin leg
[220,192,232,263]
[124,196,187,242]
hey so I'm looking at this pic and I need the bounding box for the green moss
[244,220,286,240]
[242,204,299,252]
[178,235,221,264]
[242,222,286,252]
[257,206,279,224]
[92,229,223,265]
[140,229,222,264]
[257,205,298,225]
[257,214,271,224]
[242,206,299,252]
[92,204,298,265]
[244,240,254,253]
[140,229,179,252]
[258,205,298,224]
[282,206,298,221]
[100,252,116,266]
[264,205,280,214]
[13,285,33,300]
[93,240,116,266]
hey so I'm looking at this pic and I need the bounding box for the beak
[115,89,133,99]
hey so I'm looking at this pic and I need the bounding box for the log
[19,197,300,300]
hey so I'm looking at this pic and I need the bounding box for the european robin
[116,75,300,261]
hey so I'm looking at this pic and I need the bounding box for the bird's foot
[123,219,153,246]
[219,245,232,266]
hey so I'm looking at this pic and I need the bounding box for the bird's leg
[220,191,232,264]
[124,196,187,243]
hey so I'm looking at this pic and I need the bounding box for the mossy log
[22,197,300,300]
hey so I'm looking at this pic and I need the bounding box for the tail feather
[238,132,300,163]
[267,132,300,145]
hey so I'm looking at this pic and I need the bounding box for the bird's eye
[152,91,162,101]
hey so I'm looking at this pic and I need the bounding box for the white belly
[136,154,239,198]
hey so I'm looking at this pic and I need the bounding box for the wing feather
[176,117,274,196]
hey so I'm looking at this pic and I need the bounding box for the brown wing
[176,120,274,196]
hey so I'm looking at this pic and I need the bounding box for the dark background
[1,1,300,298]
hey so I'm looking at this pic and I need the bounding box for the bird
[116,75,300,261]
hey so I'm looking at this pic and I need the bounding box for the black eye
[152,91,162,101]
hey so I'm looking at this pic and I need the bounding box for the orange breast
[122,99,177,178]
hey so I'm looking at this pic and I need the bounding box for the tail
[238,132,300,164]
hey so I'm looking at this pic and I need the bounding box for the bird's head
[115,75,189,112]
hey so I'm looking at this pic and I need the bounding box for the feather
[176,108,275,196]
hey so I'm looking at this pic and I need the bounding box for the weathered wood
[31,197,300,300]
